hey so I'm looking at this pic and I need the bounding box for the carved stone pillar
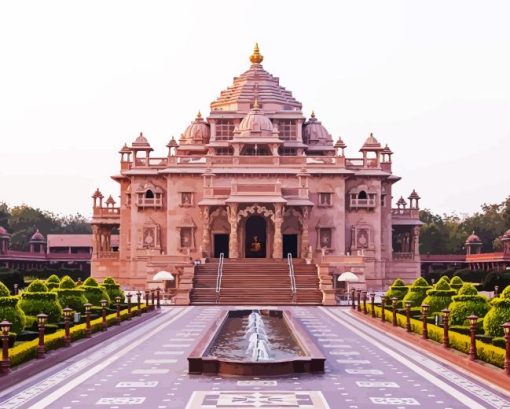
[227,204,239,258]
[301,207,310,257]
[201,206,211,257]
[273,204,283,259]
[412,226,420,257]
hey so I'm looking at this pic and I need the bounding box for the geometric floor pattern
[0,306,509,409]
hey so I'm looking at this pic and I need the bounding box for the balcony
[393,252,415,261]
[350,198,376,208]
[136,197,163,208]
[391,208,420,219]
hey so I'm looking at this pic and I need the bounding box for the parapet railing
[287,253,297,303]
[215,253,224,304]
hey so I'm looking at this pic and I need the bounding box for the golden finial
[249,42,264,64]
[196,110,202,120]
[253,98,260,110]
[311,110,316,119]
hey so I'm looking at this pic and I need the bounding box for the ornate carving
[237,204,275,222]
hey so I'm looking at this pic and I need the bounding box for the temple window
[135,184,164,208]
[318,193,332,207]
[180,192,193,207]
[241,145,271,156]
[215,120,235,141]
[216,147,234,156]
[278,147,297,156]
[273,120,296,140]
[358,191,367,200]
[349,187,376,209]
[145,190,154,199]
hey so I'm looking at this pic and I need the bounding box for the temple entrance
[282,234,298,258]
[245,215,266,258]
[214,234,229,258]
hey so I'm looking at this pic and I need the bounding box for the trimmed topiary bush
[483,284,510,337]
[53,276,88,312]
[101,277,124,303]
[82,277,110,306]
[448,283,490,325]
[0,295,26,334]
[18,280,63,322]
[402,277,431,307]
[385,278,409,306]
[449,276,464,292]
[422,277,456,314]
[45,274,60,290]
[0,281,10,297]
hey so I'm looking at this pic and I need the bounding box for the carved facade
[91,45,422,296]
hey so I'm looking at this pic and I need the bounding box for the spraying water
[245,310,272,361]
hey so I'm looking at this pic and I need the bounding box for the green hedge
[402,277,431,307]
[101,277,124,303]
[0,296,26,334]
[448,283,490,325]
[53,288,88,313]
[366,304,505,368]
[8,304,148,367]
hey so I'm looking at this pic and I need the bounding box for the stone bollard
[136,291,142,316]
[391,297,398,327]
[380,296,386,323]
[37,313,48,359]
[370,293,376,318]
[404,301,412,332]
[84,303,92,337]
[421,304,429,340]
[468,314,478,361]
[101,299,108,331]
[126,294,132,320]
[63,307,73,347]
[1,320,11,375]
[156,288,161,309]
[115,296,122,325]
[442,309,450,348]
[502,323,510,376]
[362,291,367,315]
[351,288,356,310]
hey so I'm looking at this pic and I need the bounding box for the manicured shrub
[0,296,26,334]
[101,277,125,303]
[422,277,456,314]
[18,280,63,322]
[0,281,10,297]
[82,277,110,306]
[449,276,464,292]
[483,285,510,337]
[45,274,60,290]
[385,279,409,305]
[448,283,490,325]
[53,275,88,312]
[402,277,431,307]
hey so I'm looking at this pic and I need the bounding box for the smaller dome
[465,231,482,244]
[381,144,393,155]
[132,132,151,148]
[30,229,45,242]
[408,189,421,200]
[303,112,333,145]
[180,112,210,144]
[237,100,275,136]
[360,133,383,151]
[92,188,104,199]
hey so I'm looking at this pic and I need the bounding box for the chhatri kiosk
[91,44,421,305]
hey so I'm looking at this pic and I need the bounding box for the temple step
[190,259,322,305]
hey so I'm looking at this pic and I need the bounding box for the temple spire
[249,43,264,64]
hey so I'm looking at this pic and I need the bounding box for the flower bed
[8,304,148,367]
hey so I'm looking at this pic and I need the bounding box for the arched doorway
[245,215,266,258]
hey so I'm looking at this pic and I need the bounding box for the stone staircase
[190,259,323,305]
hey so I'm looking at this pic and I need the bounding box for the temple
[91,44,422,304]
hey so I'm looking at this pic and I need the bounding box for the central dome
[237,101,274,137]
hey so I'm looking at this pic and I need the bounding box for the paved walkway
[0,306,509,409]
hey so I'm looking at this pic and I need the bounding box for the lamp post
[404,301,412,332]
[391,297,398,327]
[502,322,510,376]
[136,291,141,316]
[84,303,92,338]
[115,296,121,325]
[351,288,355,310]
[370,293,375,318]
[494,285,500,298]
[362,291,367,315]
[100,299,108,331]
[145,290,150,309]
[468,314,478,361]
[421,304,429,340]
[37,313,48,359]
[13,283,18,295]
[126,293,132,320]
[156,288,161,309]
[442,309,450,348]
[1,320,11,375]
[63,307,73,347]
[380,296,386,323]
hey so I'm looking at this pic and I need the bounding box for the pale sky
[1,1,509,218]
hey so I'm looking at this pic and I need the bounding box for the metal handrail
[215,253,224,303]
[287,253,297,302]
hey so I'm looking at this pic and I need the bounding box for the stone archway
[245,215,267,258]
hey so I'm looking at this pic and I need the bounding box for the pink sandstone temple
[91,44,422,305]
